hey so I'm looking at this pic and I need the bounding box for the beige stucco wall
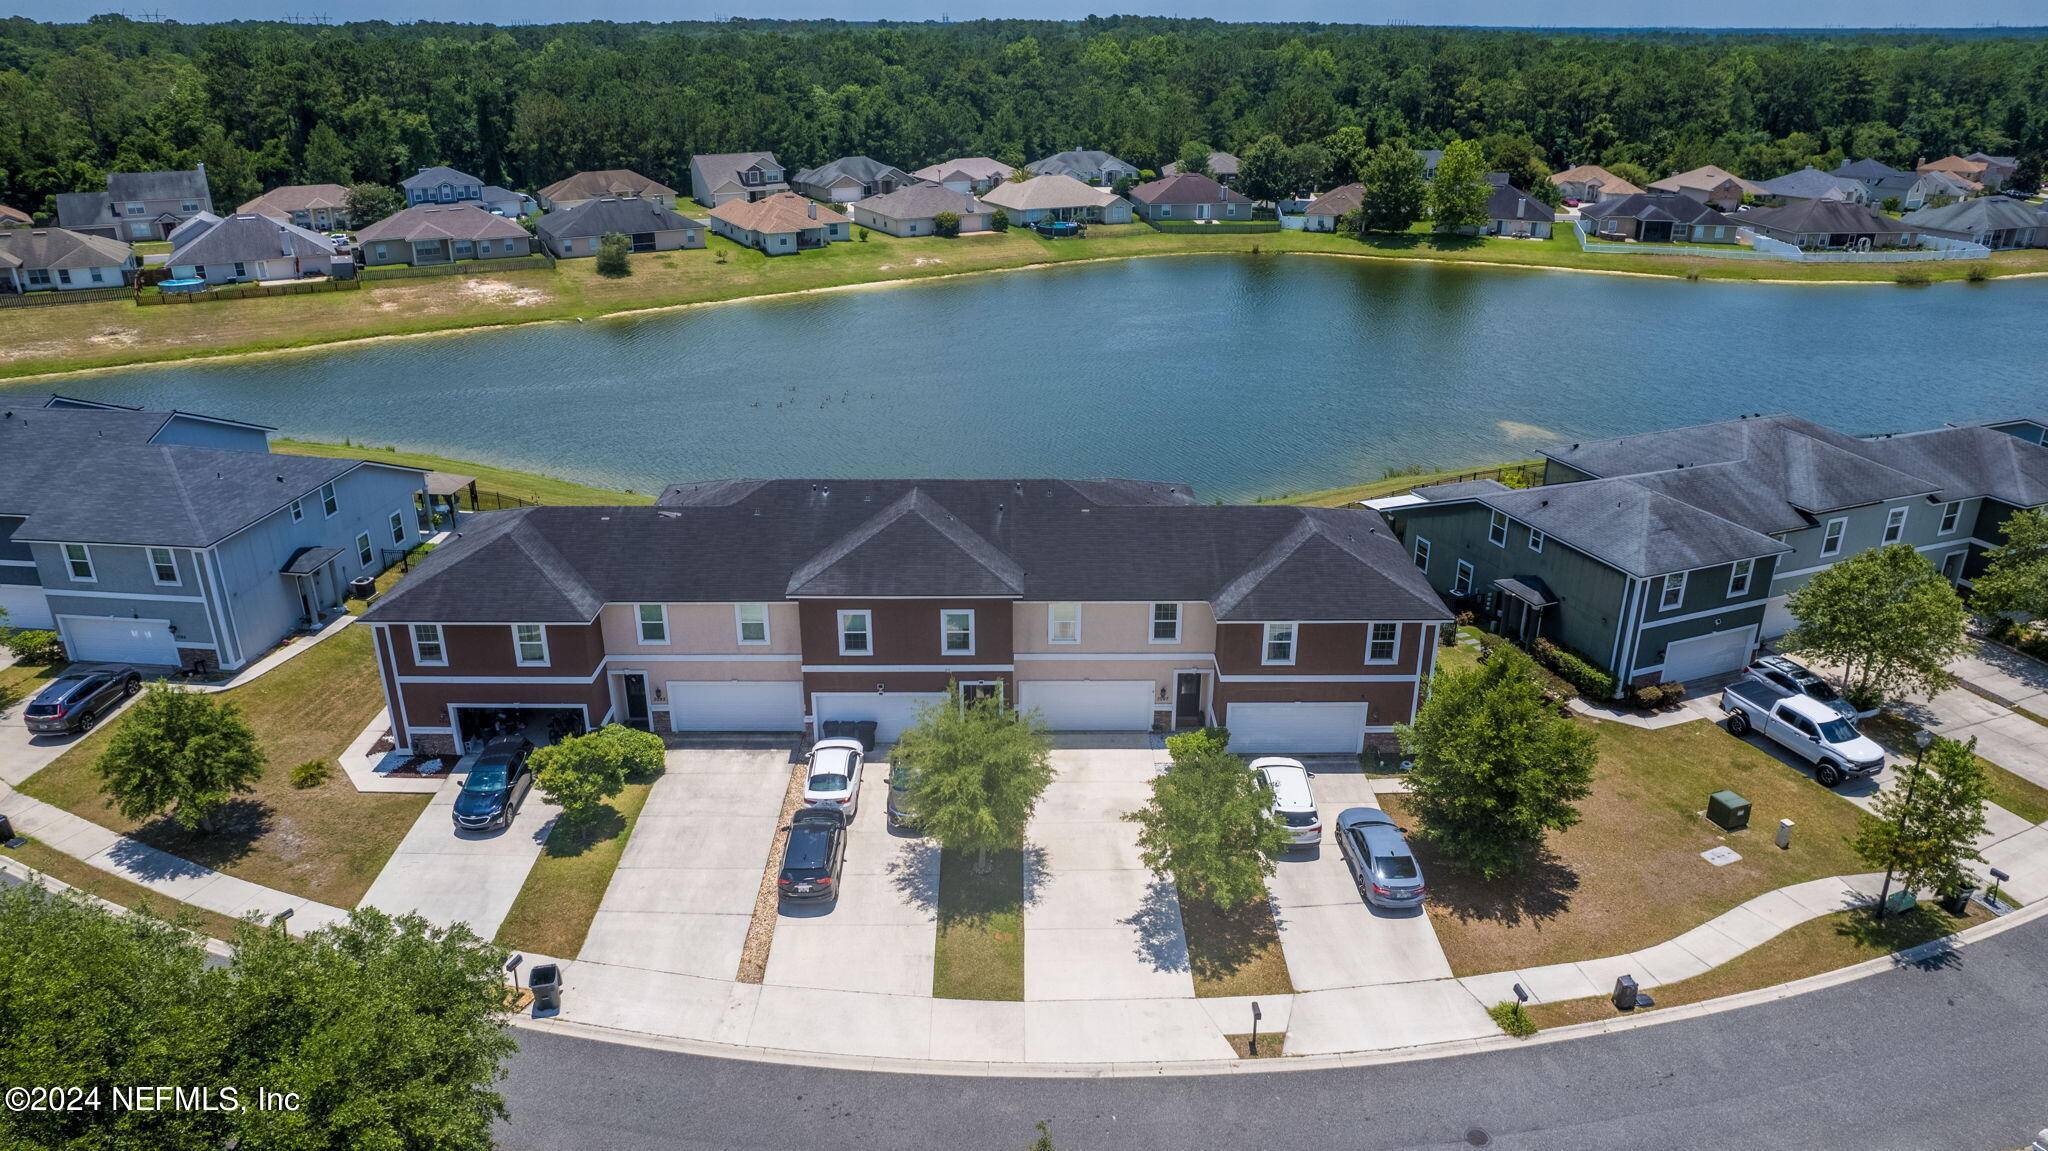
[1011,601,1217,655]
[598,602,802,655]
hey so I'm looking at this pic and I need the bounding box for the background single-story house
[354,204,535,266]
[790,156,913,204]
[1650,165,1765,210]
[1580,192,1740,244]
[1918,154,1994,190]
[1905,197,2046,250]
[1127,173,1254,222]
[1026,149,1140,186]
[537,169,679,212]
[536,196,706,258]
[238,184,354,232]
[911,157,1014,194]
[1549,164,1642,202]
[0,227,135,292]
[1480,183,1556,238]
[1742,199,1922,250]
[706,192,850,253]
[166,213,339,283]
[979,174,1133,224]
[1161,151,1242,185]
[56,167,215,240]
[1753,167,1870,205]
[849,183,990,237]
[1303,183,1363,231]
[689,152,789,207]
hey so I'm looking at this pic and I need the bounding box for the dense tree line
[2,15,2044,216]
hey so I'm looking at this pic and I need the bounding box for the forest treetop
[2,15,2042,215]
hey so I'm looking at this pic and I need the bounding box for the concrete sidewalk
[356,780,560,939]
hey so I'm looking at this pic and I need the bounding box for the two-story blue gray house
[400,166,534,218]
[1379,413,2048,694]
[0,397,427,672]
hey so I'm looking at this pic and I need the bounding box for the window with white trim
[1366,622,1399,663]
[942,610,975,655]
[838,610,872,656]
[1150,602,1181,643]
[63,544,94,582]
[320,482,338,517]
[291,497,304,523]
[355,532,373,569]
[1452,560,1473,596]
[1262,622,1297,665]
[636,604,668,644]
[1938,501,1961,535]
[1488,510,1509,547]
[411,623,446,665]
[1660,570,1688,610]
[1528,529,1545,553]
[1882,506,1908,545]
[1047,602,1081,644]
[148,547,179,586]
[1727,558,1755,598]
[1820,518,1846,557]
[513,624,549,666]
[736,603,770,645]
[1413,537,1431,572]
[389,511,406,544]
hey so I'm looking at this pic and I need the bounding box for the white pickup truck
[1721,680,1887,788]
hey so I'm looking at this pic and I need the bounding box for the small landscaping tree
[1425,139,1490,234]
[594,232,631,277]
[1236,133,1291,204]
[932,210,961,238]
[2008,151,2043,197]
[1396,647,1599,879]
[1125,729,1289,909]
[1854,735,1990,919]
[989,207,1010,231]
[6,628,63,663]
[1783,543,1971,709]
[1971,508,2048,623]
[1174,140,1214,179]
[342,182,403,229]
[95,682,265,834]
[1357,141,1427,234]
[531,723,661,821]
[898,683,1054,872]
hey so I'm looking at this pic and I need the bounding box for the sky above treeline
[8,1,2047,28]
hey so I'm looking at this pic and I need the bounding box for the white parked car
[1249,757,1321,846]
[802,737,865,819]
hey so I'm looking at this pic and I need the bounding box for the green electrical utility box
[1707,790,1751,832]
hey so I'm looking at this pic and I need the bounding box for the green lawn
[1524,902,1987,1029]
[1385,717,1871,976]
[1864,711,2048,826]
[494,775,658,959]
[6,223,2045,381]
[17,626,431,907]
[1256,460,1544,508]
[0,835,249,942]
[275,440,650,506]
[0,658,64,717]
[932,845,1025,1001]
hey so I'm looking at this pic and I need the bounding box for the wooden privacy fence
[0,285,133,308]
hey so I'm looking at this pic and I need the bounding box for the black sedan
[777,809,846,903]
[452,737,536,832]
[22,664,142,735]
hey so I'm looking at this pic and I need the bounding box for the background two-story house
[362,479,1450,756]
[1,397,426,671]
[55,167,214,241]
[689,152,790,207]
[401,166,533,217]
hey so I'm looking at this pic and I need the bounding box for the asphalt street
[497,913,2048,1151]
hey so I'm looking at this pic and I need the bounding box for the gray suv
[23,665,142,735]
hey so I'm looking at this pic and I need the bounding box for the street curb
[507,897,2048,1078]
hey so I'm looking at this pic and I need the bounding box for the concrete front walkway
[356,778,561,940]
[1898,685,2048,790]
[577,747,789,979]
[1024,739,1193,1001]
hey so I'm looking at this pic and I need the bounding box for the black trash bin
[1611,974,1639,1011]
[0,813,14,843]
[855,721,878,752]
[529,964,562,1013]
[1940,887,1975,916]
[822,720,859,743]
[347,575,377,600]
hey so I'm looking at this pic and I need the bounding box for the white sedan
[802,738,866,820]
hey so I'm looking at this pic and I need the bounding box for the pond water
[14,255,2045,502]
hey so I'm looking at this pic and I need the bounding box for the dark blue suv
[452,737,536,832]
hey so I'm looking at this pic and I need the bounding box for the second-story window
[290,499,304,522]
[1488,510,1509,547]
[148,547,179,585]
[321,482,338,517]
[1728,558,1756,598]
[1528,529,1546,553]
[389,511,406,545]
[513,624,548,666]
[1660,570,1688,610]
[355,532,373,569]
[839,610,872,655]
[736,603,770,645]
[63,544,95,582]
[1048,602,1081,644]
[942,610,975,655]
[1882,506,1909,545]
[1938,501,1962,535]
[637,604,668,644]
[1150,602,1181,643]
[1413,537,1431,572]
[1366,622,1398,663]
[1263,622,1297,665]
[1820,518,1846,557]
[411,623,445,665]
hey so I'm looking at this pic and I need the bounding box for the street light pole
[1874,729,1934,922]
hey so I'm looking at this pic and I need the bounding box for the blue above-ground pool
[158,278,208,293]
[1032,220,1081,238]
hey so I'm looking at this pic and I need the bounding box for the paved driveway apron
[578,748,789,979]
[358,781,561,940]
[1266,766,1452,991]
[1024,737,1194,1000]
[763,761,939,996]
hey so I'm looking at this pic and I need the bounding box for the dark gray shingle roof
[1858,427,2048,508]
[535,197,702,242]
[169,214,336,265]
[1423,478,1790,578]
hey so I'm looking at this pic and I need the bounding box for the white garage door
[0,583,53,630]
[1226,702,1370,755]
[812,692,947,743]
[1760,595,1796,639]
[1017,680,1156,731]
[1660,626,1757,683]
[666,681,804,731]
[60,615,179,666]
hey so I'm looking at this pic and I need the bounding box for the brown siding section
[385,620,605,677]
[372,625,409,748]
[796,599,1015,667]
[1214,621,1427,676]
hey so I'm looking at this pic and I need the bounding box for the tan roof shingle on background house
[979,173,1125,212]
[0,204,30,225]
[1127,173,1252,206]
[355,202,533,244]
[911,157,1015,185]
[1549,164,1643,197]
[708,192,848,235]
[537,169,678,206]
[1649,165,1765,198]
[238,184,351,219]
[1304,183,1364,218]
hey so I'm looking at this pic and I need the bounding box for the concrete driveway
[1894,685,2048,790]
[578,747,790,979]
[763,761,938,997]
[1024,737,1193,1001]
[358,778,561,940]
[0,659,147,786]
[1266,765,1451,991]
